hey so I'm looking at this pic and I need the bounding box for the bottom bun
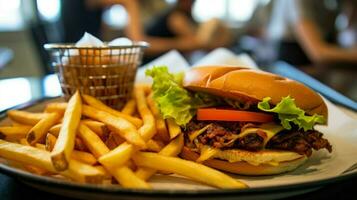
[180,147,307,175]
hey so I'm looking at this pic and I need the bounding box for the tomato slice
[197,108,273,123]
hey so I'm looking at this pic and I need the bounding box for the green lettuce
[146,66,217,126]
[258,96,325,131]
[146,66,325,130]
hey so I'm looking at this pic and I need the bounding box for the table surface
[0,48,13,69]
[0,74,357,200]
[0,173,356,200]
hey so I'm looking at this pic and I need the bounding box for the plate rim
[1,98,357,197]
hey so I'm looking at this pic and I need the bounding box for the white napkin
[75,32,132,47]
[108,37,133,46]
[136,50,190,83]
[75,32,105,47]
[193,48,258,69]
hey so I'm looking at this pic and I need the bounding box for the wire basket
[44,42,149,109]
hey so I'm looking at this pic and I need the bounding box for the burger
[146,66,332,175]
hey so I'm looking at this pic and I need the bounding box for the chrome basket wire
[44,42,149,109]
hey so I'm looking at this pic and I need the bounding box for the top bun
[183,66,327,119]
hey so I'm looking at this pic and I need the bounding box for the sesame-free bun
[183,66,327,119]
[181,147,307,175]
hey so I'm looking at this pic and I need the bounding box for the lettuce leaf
[257,96,325,131]
[146,66,217,126]
[146,66,325,130]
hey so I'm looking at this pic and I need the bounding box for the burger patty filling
[184,120,332,157]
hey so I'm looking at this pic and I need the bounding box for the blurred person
[267,0,357,66]
[120,0,233,62]
[60,0,146,42]
[336,0,357,48]
[60,0,105,43]
[60,0,232,61]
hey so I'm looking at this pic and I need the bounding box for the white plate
[1,98,356,200]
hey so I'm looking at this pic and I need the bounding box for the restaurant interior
[0,0,356,112]
[0,1,357,200]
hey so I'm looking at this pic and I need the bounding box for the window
[0,78,32,111]
[37,0,61,22]
[102,5,128,29]
[43,74,62,97]
[192,0,270,27]
[0,0,23,31]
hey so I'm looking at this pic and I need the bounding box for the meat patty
[267,130,332,156]
[184,120,332,156]
[195,123,264,150]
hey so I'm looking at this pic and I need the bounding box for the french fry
[71,150,97,166]
[62,159,104,183]
[82,105,146,148]
[26,113,61,145]
[11,122,32,128]
[147,93,169,143]
[135,133,184,180]
[133,152,247,189]
[111,133,125,145]
[77,123,110,158]
[35,143,46,150]
[44,102,67,114]
[121,99,136,115]
[94,166,112,179]
[17,141,50,174]
[0,139,104,183]
[76,123,148,188]
[45,133,57,151]
[24,164,49,175]
[103,132,126,149]
[0,85,252,189]
[19,138,29,146]
[166,118,181,139]
[144,139,164,152]
[7,110,48,125]
[81,119,109,140]
[0,126,32,141]
[51,91,82,171]
[46,132,87,152]
[48,123,62,136]
[98,87,156,169]
[105,133,119,150]
[47,100,140,138]
[74,137,88,151]
[82,94,143,128]
[135,87,156,141]
[106,165,150,189]
[20,140,49,174]
[135,83,151,95]
[46,132,96,165]
[48,123,93,152]
[50,121,107,141]
[99,142,134,167]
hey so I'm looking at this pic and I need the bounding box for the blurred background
[0,0,356,111]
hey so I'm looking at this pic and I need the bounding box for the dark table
[1,74,357,200]
[1,170,357,200]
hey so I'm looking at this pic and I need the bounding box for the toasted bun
[181,147,307,175]
[183,66,327,120]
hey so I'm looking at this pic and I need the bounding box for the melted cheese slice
[189,124,212,142]
[237,123,284,147]
[197,145,304,166]
[196,145,219,163]
[194,123,289,165]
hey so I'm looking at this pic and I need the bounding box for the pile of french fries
[0,86,247,189]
